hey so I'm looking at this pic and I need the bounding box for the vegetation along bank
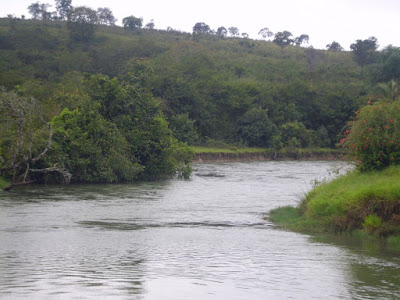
[269,100,400,247]
[1,0,400,190]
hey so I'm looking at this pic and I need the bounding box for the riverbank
[193,147,340,163]
[0,176,10,190]
[268,166,400,249]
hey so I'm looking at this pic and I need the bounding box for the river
[0,161,399,299]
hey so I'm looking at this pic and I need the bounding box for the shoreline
[267,166,400,250]
[193,148,340,163]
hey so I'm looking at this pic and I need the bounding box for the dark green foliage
[326,41,343,51]
[370,46,400,83]
[238,108,277,147]
[122,16,142,30]
[350,37,378,76]
[55,0,72,20]
[169,113,199,145]
[273,31,293,49]
[67,6,98,42]
[83,74,192,180]
[193,22,211,34]
[280,121,313,148]
[0,17,376,175]
[50,106,143,183]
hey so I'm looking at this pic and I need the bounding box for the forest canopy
[1,1,400,187]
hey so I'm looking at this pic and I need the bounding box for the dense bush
[342,100,400,171]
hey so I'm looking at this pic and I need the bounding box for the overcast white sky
[3,0,400,50]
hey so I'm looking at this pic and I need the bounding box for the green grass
[268,166,400,239]
[194,147,339,161]
[193,146,266,154]
[0,176,10,190]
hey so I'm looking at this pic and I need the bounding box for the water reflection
[0,161,398,299]
[311,234,400,300]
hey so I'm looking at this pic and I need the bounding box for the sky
[2,0,400,50]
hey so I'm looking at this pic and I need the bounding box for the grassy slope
[269,166,400,246]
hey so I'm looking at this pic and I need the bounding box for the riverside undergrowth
[268,166,400,248]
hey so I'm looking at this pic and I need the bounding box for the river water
[0,161,399,299]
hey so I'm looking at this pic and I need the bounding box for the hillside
[0,18,366,147]
[0,17,376,186]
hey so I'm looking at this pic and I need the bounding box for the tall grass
[269,166,400,238]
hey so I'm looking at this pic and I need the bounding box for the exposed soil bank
[194,149,340,163]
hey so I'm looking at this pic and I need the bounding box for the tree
[241,33,249,38]
[97,7,117,25]
[28,2,52,20]
[193,22,211,34]
[237,108,277,147]
[280,121,313,148]
[258,27,273,40]
[217,26,227,37]
[55,0,72,20]
[305,46,319,72]
[228,27,239,37]
[169,113,199,145]
[341,100,400,171]
[374,80,400,102]
[294,34,309,46]
[350,36,378,76]
[122,16,143,31]
[372,46,400,83]
[50,106,143,183]
[67,6,98,41]
[0,89,71,190]
[326,41,343,51]
[28,2,41,19]
[144,20,155,29]
[273,31,294,50]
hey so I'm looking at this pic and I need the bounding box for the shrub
[362,214,382,233]
[341,100,400,171]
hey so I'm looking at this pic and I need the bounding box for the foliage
[341,101,400,171]
[28,2,53,20]
[83,74,193,180]
[269,166,400,237]
[55,0,72,20]
[273,31,293,49]
[280,121,313,148]
[0,16,371,166]
[294,34,309,46]
[326,41,343,51]
[228,27,239,37]
[97,7,117,26]
[258,27,273,40]
[362,214,382,233]
[0,89,48,175]
[193,22,211,34]
[122,16,142,30]
[67,6,98,42]
[216,26,227,37]
[370,46,400,83]
[50,106,143,183]
[237,108,277,147]
[350,37,378,75]
[169,113,199,145]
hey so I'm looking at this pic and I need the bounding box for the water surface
[1,161,399,299]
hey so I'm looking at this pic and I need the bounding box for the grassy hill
[0,17,368,150]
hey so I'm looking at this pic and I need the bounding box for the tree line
[1,2,400,188]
